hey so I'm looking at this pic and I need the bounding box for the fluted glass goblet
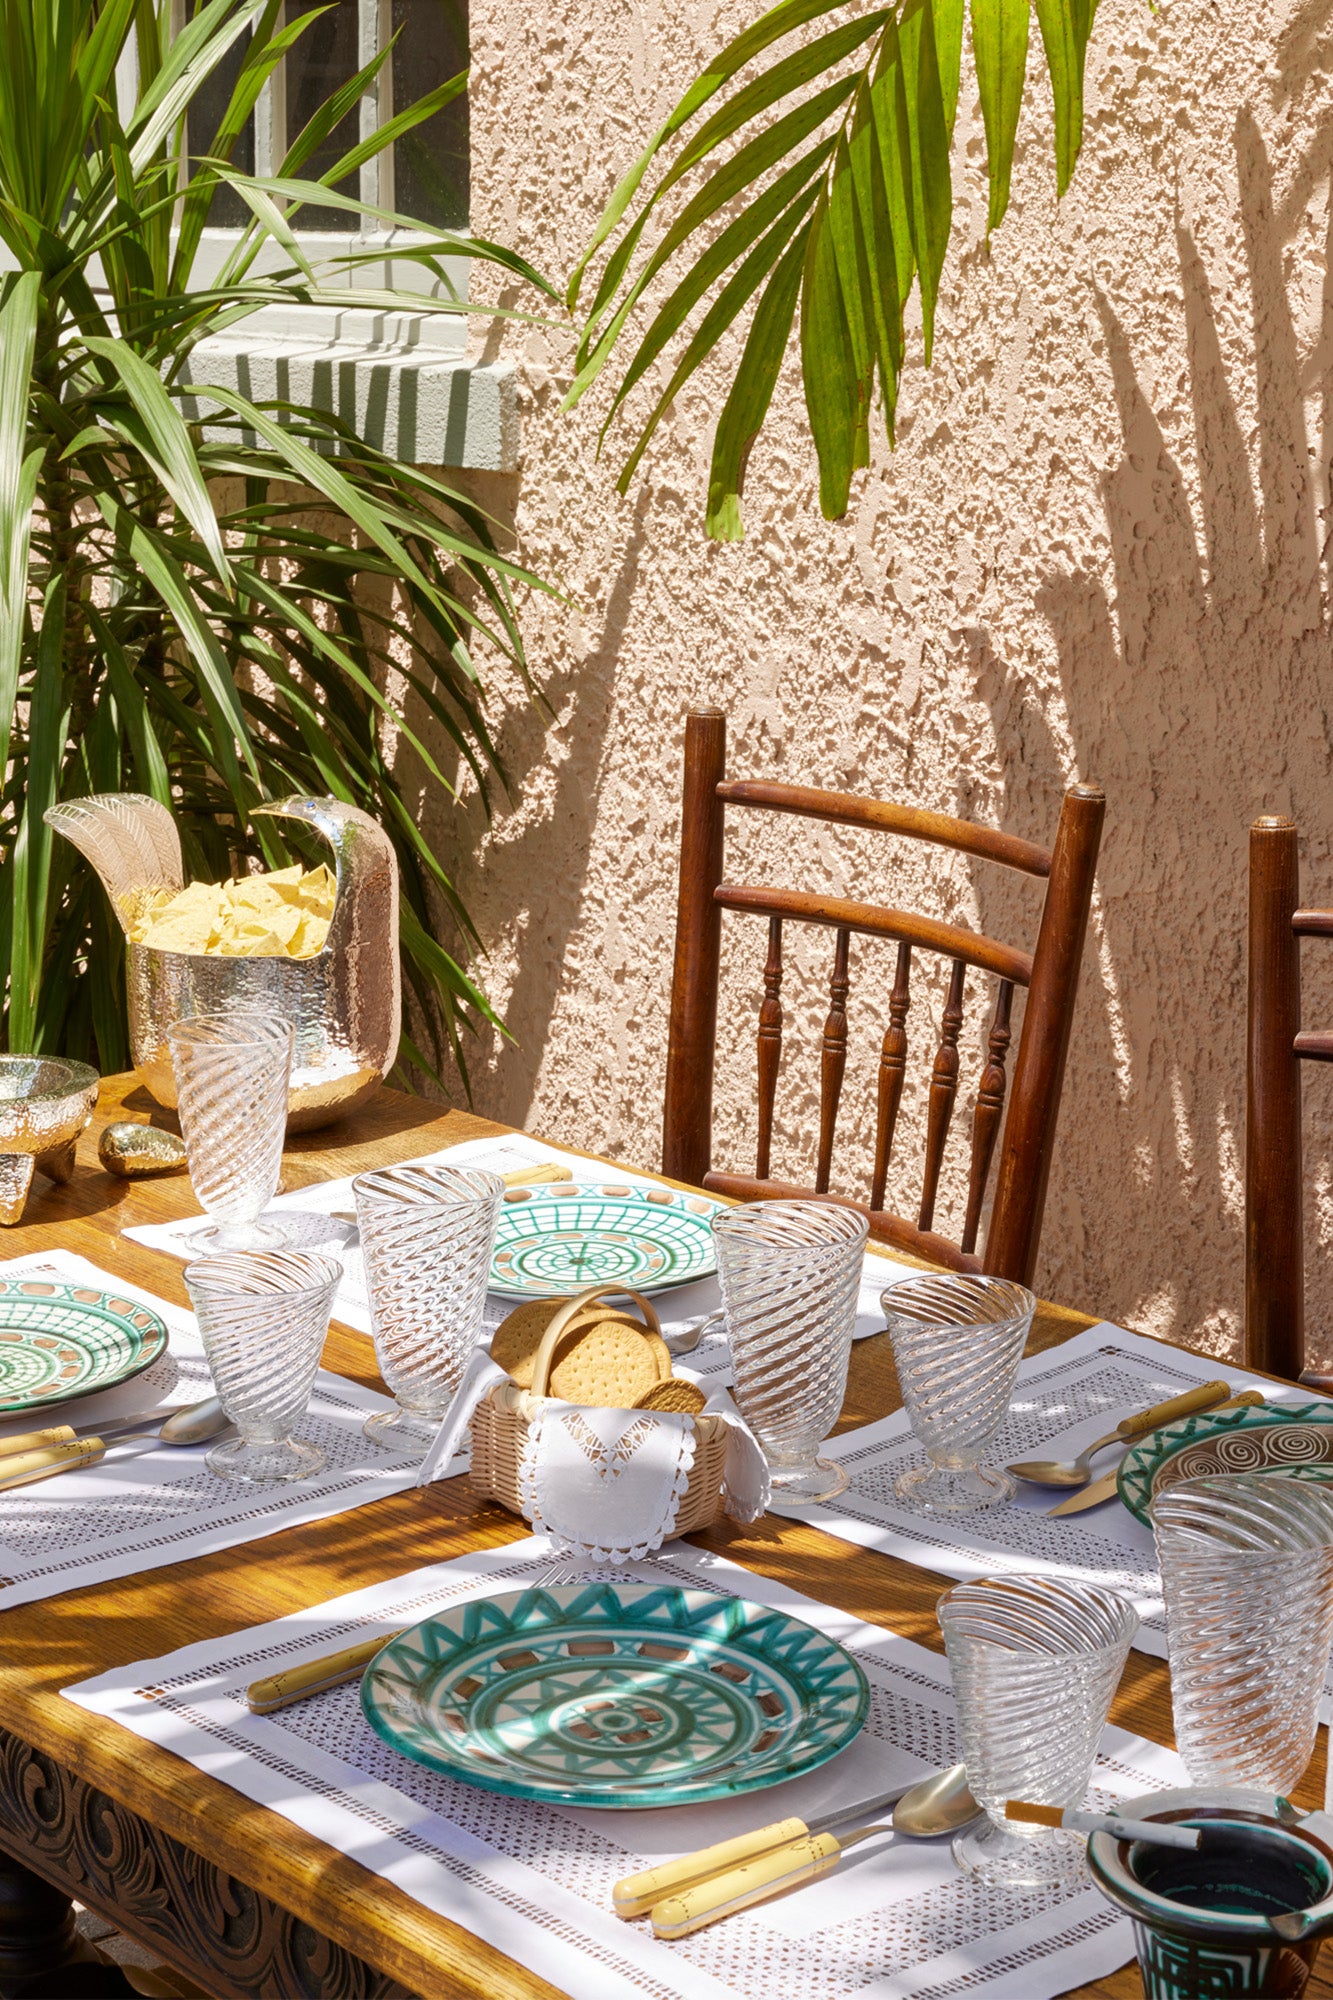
[881,1272,1034,1512]
[353,1163,505,1457]
[712,1199,867,1504]
[183,1249,341,1482]
[938,1574,1138,1887]
[1153,1472,1333,1794]
[168,1011,293,1252]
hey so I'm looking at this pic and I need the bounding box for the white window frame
[118,3,517,469]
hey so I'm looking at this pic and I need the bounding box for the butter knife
[245,1630,406,1713]
[1047,1390,1269,1515]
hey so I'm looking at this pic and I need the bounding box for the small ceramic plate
[0,1278,168,1414]
[1117,1401,1333,1524]
[361,1581,869,1807]
[489,1185,719,1298]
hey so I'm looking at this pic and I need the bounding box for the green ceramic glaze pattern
[489,1186,719,1298]
[361,1581,868,1806]
[0,1278,168,1413]
[1117,1402,1333,1524]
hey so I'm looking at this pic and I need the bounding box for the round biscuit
[491,1301,640,1385]
[548,1321,667,1405]
[490,1299,563,1386]
[631,1376,708,1415]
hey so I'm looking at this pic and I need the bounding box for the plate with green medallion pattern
[361,1581,869,1807]
[489,1185,719,1298]
[1117,1400,1333,1525]
[0,1277,169,1414]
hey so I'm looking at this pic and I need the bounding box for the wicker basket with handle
[469,1283,731,1533]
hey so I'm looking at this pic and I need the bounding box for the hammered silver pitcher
[46,793,400,1131]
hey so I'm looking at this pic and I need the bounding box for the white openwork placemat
[122,1134,913,1384]
[65,1534,1184,2000]
[0,1249,425,1611]
[781,1320,1330,1698]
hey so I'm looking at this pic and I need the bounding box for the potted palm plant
[0,0,557,1084]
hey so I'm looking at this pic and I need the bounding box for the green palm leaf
[567,0,1102,534]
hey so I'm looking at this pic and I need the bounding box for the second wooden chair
[1246,813,1333,1385]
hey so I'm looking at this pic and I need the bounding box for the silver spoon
[892,1762,982,1837]
[1007,1381,1233,1488]
[664,1310,724,1358]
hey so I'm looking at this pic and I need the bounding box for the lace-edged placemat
[122,1135,912,1385]
[65,1534,1184,2000]
[778,1320,1331,1701]
[0,1249,424,1611]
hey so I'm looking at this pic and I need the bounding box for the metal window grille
[179,0,469,234]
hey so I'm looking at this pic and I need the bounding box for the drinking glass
[353,1163,505,1455]
[938,1574,1138,1887]
[1153,1472,1333,1794]
[183,1249,341,1482]
[168,1011,294,1251]
[881,1272,1034,1512]
[712,1200,867,1503]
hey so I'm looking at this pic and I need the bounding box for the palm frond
[566,0,1100,536]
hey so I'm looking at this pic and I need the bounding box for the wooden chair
[661,708,1105,1286]
[1246,814,1333,1384]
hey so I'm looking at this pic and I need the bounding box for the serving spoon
[1007,1381,1232,1489]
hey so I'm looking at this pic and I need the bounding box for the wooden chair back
[1246,814,1333,1383]
[662,708,1105,1286]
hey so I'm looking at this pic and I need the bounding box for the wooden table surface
[0,1075,1326,2000]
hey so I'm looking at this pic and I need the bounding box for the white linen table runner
[0,1248,428,1611]
[773,1319,1332,1698]
[123,1133,915,1385]
[64,1535,1185,2000]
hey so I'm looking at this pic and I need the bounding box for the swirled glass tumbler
[938,1575,1138,1887]
[1153,1472,1333,1794]
[168,1011,293,1252]
[183,1250,341,1482]
[712,1200,867,1503]
[881,1272,1034,1512]
[353,1164,505,1456]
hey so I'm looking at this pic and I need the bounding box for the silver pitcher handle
[45,794,183,932]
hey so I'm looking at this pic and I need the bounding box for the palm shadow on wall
[970,104,1333,1351]
[398,478,656,1127]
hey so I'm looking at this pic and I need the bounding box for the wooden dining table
[0,1073,1325,2000]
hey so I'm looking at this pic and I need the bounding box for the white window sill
[181,303,518,473]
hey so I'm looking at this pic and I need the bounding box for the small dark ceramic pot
[1085,1788,1333,2000]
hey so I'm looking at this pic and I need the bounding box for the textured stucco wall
[413,0,1333,1357]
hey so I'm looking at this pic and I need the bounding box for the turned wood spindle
[961,981,1014,1255]
[816,928,852,1192]
[755,917,784,1180]
[919,959,966,1231]
[871,943,912,1211]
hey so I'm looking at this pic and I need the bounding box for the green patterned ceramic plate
[361,1581,869,1807]
[0,1278,168,1414]
[1117,1401,1333,1524]
[489,1185,719,1298]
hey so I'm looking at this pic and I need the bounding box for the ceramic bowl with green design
[489,1185,719,1298]
[361,1580,869,1807]
[0,1277,169,1414]
[1117,1401,1333,1525]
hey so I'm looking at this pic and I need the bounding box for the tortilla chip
[126,863,337,958]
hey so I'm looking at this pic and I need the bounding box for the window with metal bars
[182,0,469,240]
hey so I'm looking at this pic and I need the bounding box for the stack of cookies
[467,1283,730,1533]
[489,1296,708,1415]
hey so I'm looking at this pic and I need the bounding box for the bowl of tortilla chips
[46,793,399,1131]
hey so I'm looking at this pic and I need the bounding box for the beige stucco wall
[420,0,1333,1358]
